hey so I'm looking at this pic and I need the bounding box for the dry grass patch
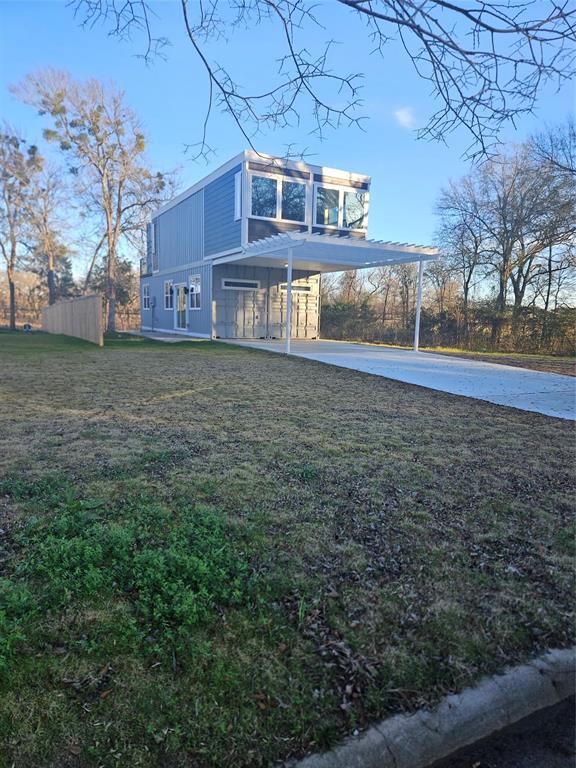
[0,331,574,768]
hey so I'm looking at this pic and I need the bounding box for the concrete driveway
[230,339,576,420]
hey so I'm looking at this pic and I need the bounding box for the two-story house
[140,150,437,349]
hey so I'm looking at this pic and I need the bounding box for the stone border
[289,647,575,768]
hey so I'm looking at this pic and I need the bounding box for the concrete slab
[229,339,576,420]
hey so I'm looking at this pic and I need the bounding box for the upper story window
[250,173,306,223]
[343,190,367,229]
[252,176,277,218]
[316,187,339,227]
[282,180,306,222]
[315,184,368,231]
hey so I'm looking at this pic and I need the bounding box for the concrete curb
[289,647,575,768]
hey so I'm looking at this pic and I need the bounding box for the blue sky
[0,0,573,250]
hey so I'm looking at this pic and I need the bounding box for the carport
[212,231,438,352]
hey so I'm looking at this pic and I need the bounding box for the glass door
[174,284,187,330]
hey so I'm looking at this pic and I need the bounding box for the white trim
[164,280,174,310]
[142,283,150,310]
[189,274,201,310]
[249,170,308,225]
[313,182,369,233]
[414,259,424,352]
[285,249,293,354]
[173,282,188,330]
[141,326,210,339]
[279,283,313,293]
[154,152,246,219]
[234,171,242,221]
[153,149,371,221]
[244,149,370,184]
[221,277,261,291]
[147,260,208,278]
[203,247,243,264]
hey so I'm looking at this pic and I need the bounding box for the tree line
[0,69,176,333]
[321,122,576,354]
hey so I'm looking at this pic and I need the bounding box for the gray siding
[204,165,242,256]
[213,264,319,339]
[154,190,204,270]
[248,219,307,243]
[140,262,212,336]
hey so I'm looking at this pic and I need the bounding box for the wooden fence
[42,294,104,346]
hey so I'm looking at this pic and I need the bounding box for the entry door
[174,284,187,330]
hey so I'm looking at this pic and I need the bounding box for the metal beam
[285,248,293,354]
[413,259,424,352]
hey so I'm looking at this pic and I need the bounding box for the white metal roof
[211,231,438,273]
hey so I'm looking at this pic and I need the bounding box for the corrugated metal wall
[140,262,212,336]
[212,264,319,339]
[153,189,204,269]
[204,165,242,256]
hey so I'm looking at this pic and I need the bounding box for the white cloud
[393,107,416,129]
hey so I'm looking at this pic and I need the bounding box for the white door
[174,284,187,330]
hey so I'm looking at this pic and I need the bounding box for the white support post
[413,259,424,352]
[285,249,293,354]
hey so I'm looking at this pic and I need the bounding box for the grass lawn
[0,332,574,768]
[421,347,576,377]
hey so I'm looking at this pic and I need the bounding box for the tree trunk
[47,252,57,305]
[8,274,16,331]
[541,244,553,344]
[106,269,116,333]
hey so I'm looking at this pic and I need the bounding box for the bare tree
[69,0,576,158]
[436,177,486,340]
[26,166,71,305]
[437,137,576,344]
[0,128,43,330]
[14,69,175,332]
[531,118,576,176]
[393,263,418,329]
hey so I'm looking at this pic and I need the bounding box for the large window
[251,174,307,222]
[189,275,201,309]
[315,185,368,230]
[164,280,173,310]
[343,190,367,229]
[316,187,340,227]
[251,176,277,218]
[142,283,150,310]
[282,180,306,222]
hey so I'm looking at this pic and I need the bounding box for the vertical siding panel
[204,165,242,256]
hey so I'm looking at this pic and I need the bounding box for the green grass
[0,331,574,767]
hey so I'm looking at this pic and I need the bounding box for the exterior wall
[204,164,242,256]
[154,190,204,270]
[212,264,319,339]
[140,262,212,336]
[248,219,307,243]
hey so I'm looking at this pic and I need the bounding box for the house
[140,150,437,350]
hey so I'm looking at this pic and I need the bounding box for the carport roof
[211,231,438,273]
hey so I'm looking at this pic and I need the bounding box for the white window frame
[142,283,150,310]
[234,171,242,221]
[221,278,261,291]
[189,274,201,310]
[173,282,187,330]
[164,280,174,310]
[313,182,369,232]
[279,283,313,293]
[151,221,159,272]
[249,171,307,225]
